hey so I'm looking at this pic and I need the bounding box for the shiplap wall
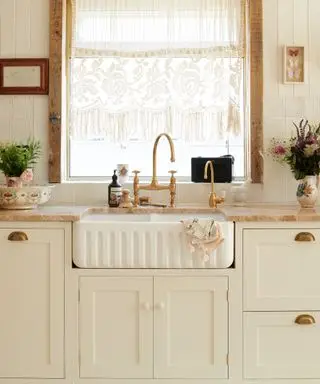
[262,0,320,202]
[0,0,49,184]
[0,0,320,203]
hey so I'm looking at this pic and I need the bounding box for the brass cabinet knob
[295,314,316,325]
[8,231,28,242]
[294,232,315,242]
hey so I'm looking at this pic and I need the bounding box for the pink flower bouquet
[268,119,320,180]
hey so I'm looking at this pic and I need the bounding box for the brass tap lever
[204,160,225,208]
[132,170,141,207]
[168,170,177,208]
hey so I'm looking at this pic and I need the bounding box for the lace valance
[69,0,246,141]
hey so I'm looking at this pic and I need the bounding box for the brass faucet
[204,160,225,208]
[133,133,177,207]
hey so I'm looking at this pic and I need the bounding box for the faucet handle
[168,171,177,208]
[132,170,140,207]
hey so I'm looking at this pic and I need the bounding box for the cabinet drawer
[243,228,320,310]
[244,312,320,379]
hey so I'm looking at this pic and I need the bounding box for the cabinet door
[244,312,320,379]
[0,228,65,378]
[154,277,228,379]
[243,229,320,311]
[79,277,153,379]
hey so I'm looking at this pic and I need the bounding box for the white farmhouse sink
[73,212,234,269]
[81,212,226,222]
[81,213,152,222]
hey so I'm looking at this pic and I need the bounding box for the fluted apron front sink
[73,213,234,269]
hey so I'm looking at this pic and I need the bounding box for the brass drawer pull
[8,231,28,242]
[294,232,315,242]
[295,314,316,325]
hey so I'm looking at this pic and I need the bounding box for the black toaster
[191,156,234,183]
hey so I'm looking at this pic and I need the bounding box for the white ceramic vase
[296,175,319,208]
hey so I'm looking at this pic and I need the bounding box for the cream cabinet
[154,277,228,379]
[0,227,65,379]
[243,225,320,382]
[244,312,320,379]
[79,277,154,379]
[243,228,320,311]
[79,276,229,380]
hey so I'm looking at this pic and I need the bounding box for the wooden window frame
[49,0,63,183]
[48,0,263,183]
[249,0,263,184]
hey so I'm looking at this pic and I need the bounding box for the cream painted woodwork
[79,277,154,379]
[78,276,229,380]
[244,312,320,380]
[154,277,229,379]
[2,220,320,384]
[0,228,65,379]
[243,228,320,311]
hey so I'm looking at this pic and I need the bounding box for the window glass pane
[69,137,245,178]
[68,0,246,181]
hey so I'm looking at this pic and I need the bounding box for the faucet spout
[204,160,215,195]
[204,160,224,208]
[152,133,175,184]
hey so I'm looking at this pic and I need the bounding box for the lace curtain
[70,0,245,142]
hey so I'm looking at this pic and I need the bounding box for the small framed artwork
[0,58,49,95]
[283,46,305,84]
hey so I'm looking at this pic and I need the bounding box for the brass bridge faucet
[133,133,177,207]
[204,160,225,208]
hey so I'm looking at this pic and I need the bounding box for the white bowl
[0,185,55,210]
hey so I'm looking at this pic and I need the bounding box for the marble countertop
[1,204,320,222]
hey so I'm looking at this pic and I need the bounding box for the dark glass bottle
[108,170,122,207]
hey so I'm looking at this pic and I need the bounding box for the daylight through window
[68,0,247,180]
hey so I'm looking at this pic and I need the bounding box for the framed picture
[283,46,305,84]
[0,58,49,95]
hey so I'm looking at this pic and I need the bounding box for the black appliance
[191,155,234,183]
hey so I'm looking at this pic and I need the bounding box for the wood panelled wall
[262,0,320,201]
[0,0,49,184]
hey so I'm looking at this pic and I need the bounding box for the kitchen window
[48,0,263,183]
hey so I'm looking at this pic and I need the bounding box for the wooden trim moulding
[249,0,263,183]
[49,0,63,183]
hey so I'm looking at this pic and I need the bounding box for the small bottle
[108,170,122,207]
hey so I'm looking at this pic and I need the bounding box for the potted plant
[0,139,41,188]
[268,119,320,208]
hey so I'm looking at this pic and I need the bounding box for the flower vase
[296,175,319,208]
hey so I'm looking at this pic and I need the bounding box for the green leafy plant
[0,139,41,177]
